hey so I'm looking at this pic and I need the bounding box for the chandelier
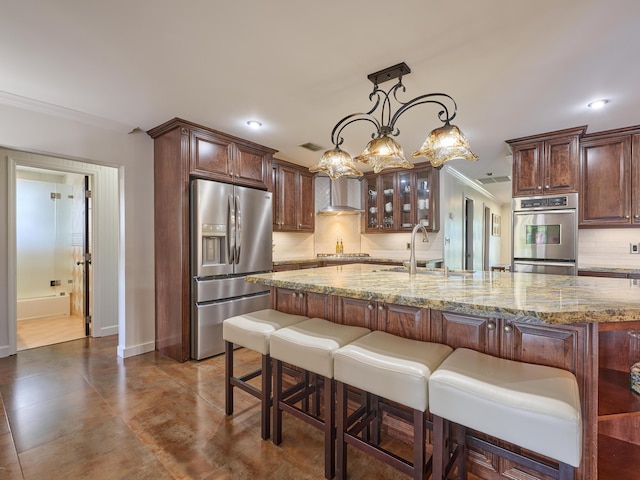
[310,62,478,179]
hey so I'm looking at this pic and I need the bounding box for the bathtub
[17,294,70,321]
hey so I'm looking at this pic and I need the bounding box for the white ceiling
[2,0,640,204]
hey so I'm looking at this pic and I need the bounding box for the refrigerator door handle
[227,194,235,264]
[235,194,241,264]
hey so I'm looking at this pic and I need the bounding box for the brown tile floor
[0,336,423,480]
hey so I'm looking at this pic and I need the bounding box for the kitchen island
[247,263,640,480]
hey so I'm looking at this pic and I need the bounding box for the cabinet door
[274,164,298,231]
[415,165,439,232]
[306,292,334,321]
[397,171,413,230]
[379,303,428,341]
[545,135,579,194]
[234,143,270,189]
[580,136,632,226]
[190,131,234,180]
[633,134,640,224]
[434,311,499,354]
[297,170,315,231]
[335,296,376,329]
[380,172,397,231]
[363,175,381,232]
[274,288,306,316]
[512,142,543,197]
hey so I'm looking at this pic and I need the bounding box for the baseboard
[117,340,155,359]
[0,345,12,358]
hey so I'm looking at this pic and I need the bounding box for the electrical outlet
[631,243,640,254]
[631,278,640,288]
[406,242,411,250]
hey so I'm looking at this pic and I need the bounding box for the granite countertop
[273,256,444,267]
[247,263,640,326]
[579,266,640,275]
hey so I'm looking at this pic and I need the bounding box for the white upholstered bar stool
[270,318,371,480]
[223,309,309,440]
[333,330,453,480]
[429,348,582,480]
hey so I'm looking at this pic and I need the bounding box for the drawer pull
[504,324,513,333]
[487,322,496,330]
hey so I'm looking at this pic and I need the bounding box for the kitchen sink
[381,266,475,277]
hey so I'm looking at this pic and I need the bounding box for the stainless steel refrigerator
[191,178,272,360]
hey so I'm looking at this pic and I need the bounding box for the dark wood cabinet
[190,129,271,189]
[147,118,276,362]
[272,159,315,232]
[579,126,640,227]
[508,126,586,197]
[363,161,439,233]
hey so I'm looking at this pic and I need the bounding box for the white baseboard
[117,340,155,359]
[0,345,12,358]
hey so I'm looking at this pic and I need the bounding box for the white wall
[0,101,155,358]
[441,166,504,270]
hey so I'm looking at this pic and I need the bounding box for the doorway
[15,166,92,350]
[483,205,491,271]
[464,197,474,270]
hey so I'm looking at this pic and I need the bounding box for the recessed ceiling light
[246,120,263,128]
[587,99,609,109]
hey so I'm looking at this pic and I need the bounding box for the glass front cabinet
[363,162,439,233]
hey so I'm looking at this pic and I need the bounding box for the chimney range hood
[316,176,363,216]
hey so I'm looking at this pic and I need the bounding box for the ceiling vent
[476,175,511,185]
[299,142,324,152]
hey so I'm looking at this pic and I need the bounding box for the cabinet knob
[634,214,640,219]
[545,185,550,189]
[367,304,374,311]
[298,223,302,227]
[504,324,513,333]
[625,215,630,219]
[487,322,496,330]
[537,186,542,190]
[291,292,297,298]
[378,305,384,311]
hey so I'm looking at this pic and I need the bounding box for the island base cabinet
[269,290,599,480]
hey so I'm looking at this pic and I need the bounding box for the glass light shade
[412,124,479,168]
[354,135,414,173]
[309,147,363,179]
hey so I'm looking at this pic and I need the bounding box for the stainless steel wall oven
[511,193,578,275]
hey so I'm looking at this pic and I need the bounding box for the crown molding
[0,90,134,132]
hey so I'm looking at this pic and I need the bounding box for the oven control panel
[513,193,578,211]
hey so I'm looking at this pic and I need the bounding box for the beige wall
[579,229,640,269]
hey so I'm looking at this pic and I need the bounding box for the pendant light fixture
[310,62,478,179]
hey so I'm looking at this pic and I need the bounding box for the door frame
[8,156,106,355]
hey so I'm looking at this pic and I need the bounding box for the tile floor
[0,336,419,480]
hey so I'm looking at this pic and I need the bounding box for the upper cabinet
[579,127,640,227]
[190,129,272,189]
[272,159,315,232]
[508,126,586,197]
[363,161,439,233]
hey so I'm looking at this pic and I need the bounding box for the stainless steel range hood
[316,176,363,216]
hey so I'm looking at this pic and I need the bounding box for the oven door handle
[513,209,576,216]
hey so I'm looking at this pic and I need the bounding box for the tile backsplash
[578,229,640,268]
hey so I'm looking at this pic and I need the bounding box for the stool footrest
[345,433,423,477]
[467,435,560,479]
[229,376,262,400]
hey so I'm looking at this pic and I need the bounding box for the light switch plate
[631,243,640,254]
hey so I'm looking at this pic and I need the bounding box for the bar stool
[333,330,453,480]
[429,348,582,480]
[270,318,371,479]
[223,309,309,440]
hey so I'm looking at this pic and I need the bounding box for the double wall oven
[512,193,578,275]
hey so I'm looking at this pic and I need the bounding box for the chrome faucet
[408,224,429,275]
